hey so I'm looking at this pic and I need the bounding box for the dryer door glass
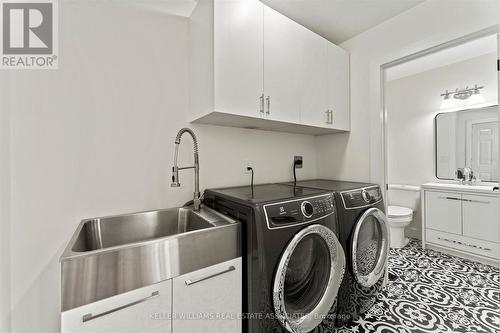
[273,224,345,333]
[351,208,389,288]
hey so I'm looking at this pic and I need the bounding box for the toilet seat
[388,206,413,219]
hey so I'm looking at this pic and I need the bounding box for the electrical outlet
[294,156,303,168]
[244,160,253,174]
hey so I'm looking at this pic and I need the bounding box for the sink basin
[61,206,240,311]
[71,208,223,252]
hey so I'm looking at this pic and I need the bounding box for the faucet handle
[171,166,180,187]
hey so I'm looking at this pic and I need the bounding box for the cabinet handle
[462,199,490,204]
[437,237,492,251]
[259,94,264,115]
[82,291,160,322]
[325,110,330,124]
[329,110,334,124]
[185,265,236,286]
[438,196,461,201]
[265,96,270,115]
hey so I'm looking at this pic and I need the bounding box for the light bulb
[467,90,484,106]
[440,94,454,109]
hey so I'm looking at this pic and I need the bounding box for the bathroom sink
[421,182,498,194]
[60,206,240,311]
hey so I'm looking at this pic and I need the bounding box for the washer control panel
[341,186,382,209]
[264,194,335,229]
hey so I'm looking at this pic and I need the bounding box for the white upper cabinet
[298,27,328,127]
[214,0,263,118]
[190,0,350,135]
[262,5,301,123]
[326,42,350,130]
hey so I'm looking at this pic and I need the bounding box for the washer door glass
[351,208,389,288]
[273,224,345,333]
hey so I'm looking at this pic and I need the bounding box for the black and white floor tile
[341,239,499,333]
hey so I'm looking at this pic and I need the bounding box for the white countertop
[422,182,499,195]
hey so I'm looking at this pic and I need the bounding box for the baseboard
[405,228,421,240]
[426,243,500,267]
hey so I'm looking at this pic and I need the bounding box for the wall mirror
[435,105,499,182]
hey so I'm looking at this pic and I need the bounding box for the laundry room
[0,1,499,333]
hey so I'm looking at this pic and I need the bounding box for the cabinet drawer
[427,229,499,259]
[61,280,172,333]
[425,191,462,234]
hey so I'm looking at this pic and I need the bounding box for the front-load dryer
[281,180,390,326]
[204,184,346,333]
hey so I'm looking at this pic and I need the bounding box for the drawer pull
[437,237,492,251]
[185,265,236,286]
[438,196,461,201]
[82,291,160,322]
[462,199,490,204]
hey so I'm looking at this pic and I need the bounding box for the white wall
[5,2,317,333]
[385,53,498,238]
[316,0,500,189]
[0,70,11,333]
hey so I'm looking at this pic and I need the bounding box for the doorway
[381,28,499,241]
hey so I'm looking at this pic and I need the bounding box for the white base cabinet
[424,191,462,235]
[422,183,499,263]
[462,194,499,243]
[61,258,242,333]
[61,281,172,333]
[172,257,242,333]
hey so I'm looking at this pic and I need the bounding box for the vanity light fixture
[440,84,484,109]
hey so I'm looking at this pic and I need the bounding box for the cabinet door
[425,191,462,235]
[326,43,349,130]
[214,0,264,118]
[172,258,242,333]
[263,6,301,123]
[462,194,499,243]
[298,28,329,127]
[61,281,172,333]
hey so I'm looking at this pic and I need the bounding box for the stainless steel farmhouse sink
[60,206,240,311]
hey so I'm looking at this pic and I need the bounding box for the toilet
[387,205,413,248]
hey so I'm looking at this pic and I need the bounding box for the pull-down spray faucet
[171,128,201,211]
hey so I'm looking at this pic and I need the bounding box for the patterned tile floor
[340,239,500,333]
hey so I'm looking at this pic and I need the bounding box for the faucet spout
[171,128,201,211]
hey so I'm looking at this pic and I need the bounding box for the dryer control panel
[264,194,335,229]
[341,186,382,209]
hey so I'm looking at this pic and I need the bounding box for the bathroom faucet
[171,128,201,211]
[457,167,476,184]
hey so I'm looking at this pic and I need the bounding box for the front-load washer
[203,184,345,333]
[281,180,390,326]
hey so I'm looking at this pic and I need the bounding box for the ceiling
[386,34,498,82]
[127,0,425,44]
[260,0,425,44]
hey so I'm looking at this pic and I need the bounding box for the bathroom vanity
[421,182,499,265]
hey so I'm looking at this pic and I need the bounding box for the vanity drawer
[426,229,499,259]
